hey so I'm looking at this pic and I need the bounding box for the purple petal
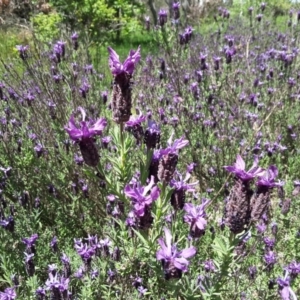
[235,155,245,170]
[89,118,107,134]
[180,246,196,259]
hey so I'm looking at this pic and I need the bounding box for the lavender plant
[0,2,299,299]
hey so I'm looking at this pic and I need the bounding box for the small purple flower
[160,134,189,156]
[0,287,16,300]
[124,176,160,217]
[74,266,85,279]
[16,45,29,60]
[65,107,107,142]
[183,199,209,238]
[50,236,58,252]
[224,155,264,182]
[256,165,279,188]
[144,119,160,149]
[263,236,275,250]
[285,261,300,278]
[277,277,293,300]
[138,286,148,296]
[248,266,257,279]
[108,46,141,76]
[156,227,196,279]
[204,260,215,272]
[158,9,168,26]
[264,251,276,270]
[22,233,38,253]
[173,2,180,19]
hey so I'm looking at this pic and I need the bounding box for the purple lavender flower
[256,165,279,188]
[108,46,141,76]
[75,241,95,264]
[45,273,69,298]
[0,287,16,300]
[24,252,35,276]
[35,287,46,300]
[125,177,160,229]
[156,227,196,280]
[74,266,85,279]
[22,233,38,253]
[285,261,300,279]
[204,260,215,273]
[264,251,276,270]
[65,107,107,142]
[64,107,107,166]
[277,277,294,300]
[138,286,148,296]
[158,134,189,183]
[248,266,257,279]
[125,112,146,143]
[50,236,58,252]
[158,9,168,26]
[144,119,160,149]
[251,166,280,222]
[224,155,264,182]
[263,236,275,250]
[16,45,29,60]
[170,172,198,210]
[144,16,150,31]
[183,198,209,238]
[173,2,180,19]
[71,32,79,50]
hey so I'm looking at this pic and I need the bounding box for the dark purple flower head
[158,9,168,26]
[45,273,69,292]
[71,32,78,41]
[263,236,275,250]
[64,107,107,142]
[277,276,293,300]
[224,155,264,181]
[256,165,279,188]
[22,233,39,249]
[16,45,29,60]
[264,251,276,268]
[156,227,196,275]
[204,260,215,272]
[144,119,160,149]
[74,241,95,261]
[285,261,300,278]
[108,46,141,76]
[0,287,16,300]
[61,253,70,264]
[124,176,160,217]
[35,287,46,298]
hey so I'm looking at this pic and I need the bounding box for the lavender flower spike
[0,287,16,300]
[65,107,107,141]
[256,165,279,188]
[224,155,264,181]
[183,198,210,238]
[108,46,141,76]
[158,134,189,183]
[156,227,196,280]
[64,107,107,166]
[124,176,160,217]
